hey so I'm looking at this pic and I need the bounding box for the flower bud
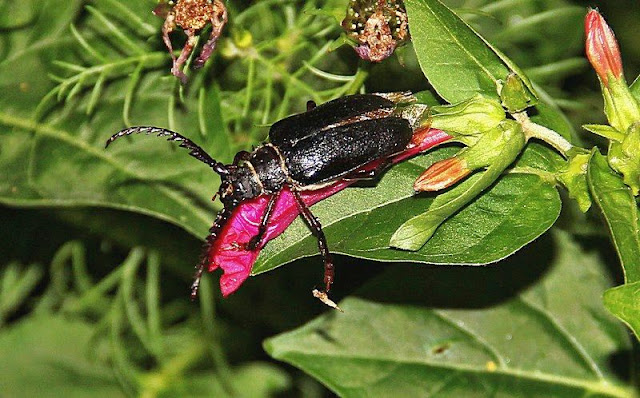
[413,157,470,192]
[413,120,525,192]
[585,9,623,87]
[585,9,640,132]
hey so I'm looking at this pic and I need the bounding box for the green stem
[139,342,206,398]
[343,61,371,95]
[512,111,573,156]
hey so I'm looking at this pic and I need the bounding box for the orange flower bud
[413,157,470,192]
[585,9,623,86]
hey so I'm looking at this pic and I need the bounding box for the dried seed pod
[342,0,409,62]
[156,0,228,83]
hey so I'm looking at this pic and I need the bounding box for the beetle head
[218,165,262,205]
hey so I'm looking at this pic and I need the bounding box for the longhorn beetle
[106,93,431,303]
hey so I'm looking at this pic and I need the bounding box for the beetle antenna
[106,126,229,175]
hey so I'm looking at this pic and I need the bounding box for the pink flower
[208,127,452,296]
[585,9,623,86]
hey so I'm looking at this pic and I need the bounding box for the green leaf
[0,315,124,397]
[253,142,562,274]
[265,231,633,397]
[587,150,640,283]
[405,0,535,103]
[0,0,565,287]
[588,150,640,339]
[603,282,640,340]
[0,99,221,239]
[406,0,578,150]
[583,124,626,142]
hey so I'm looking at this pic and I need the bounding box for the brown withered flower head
[154,0,227,83]
[342,0,409,62]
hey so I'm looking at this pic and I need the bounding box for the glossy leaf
[587,150,640,283]
[406,0,578,148]
[404,0,535,104]
[265,231,633,398]
[603,282,640,340]
[253,143,562,274]
[588,150,640,338]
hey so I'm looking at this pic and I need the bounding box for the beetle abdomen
[269,94,396,148]
[282,117,412,185]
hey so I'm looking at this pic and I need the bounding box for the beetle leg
[106,126,229,175]
[191,206,233,300]
[291,189,335,294]
[172,30,198,83]
[246,193,279,250]
[194,2,228,69]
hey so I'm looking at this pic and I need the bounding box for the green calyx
[609,121,640,195]
[461,119,526,171]
[429,95,505,144]
[584,71,640,196]
[602,77,640,133]
[558,151,592,212]
[499,73,537,113]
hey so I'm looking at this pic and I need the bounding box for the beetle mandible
[106,93,430,303]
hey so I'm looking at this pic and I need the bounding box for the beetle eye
[225,184,234,196]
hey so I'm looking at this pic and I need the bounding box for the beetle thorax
[246,145,289,193]
[219,144,290,205]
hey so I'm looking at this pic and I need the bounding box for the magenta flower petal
[208,183,350,296]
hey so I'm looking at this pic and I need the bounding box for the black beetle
[106,92,419,300]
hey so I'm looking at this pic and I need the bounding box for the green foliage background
[0,0,638,397]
